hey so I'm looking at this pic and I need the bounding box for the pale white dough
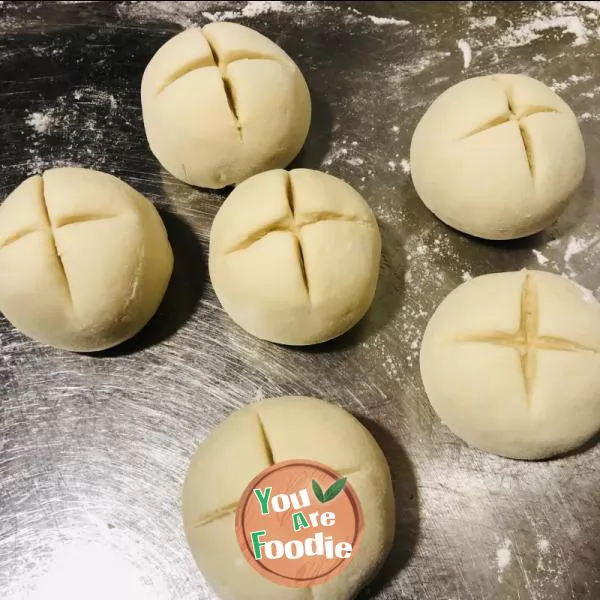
[410,74,585,240]
[209,168,381,345]
[420,270,600,459]
[182,396,395,600]
[141,22,311,189]
[0,168,173,352]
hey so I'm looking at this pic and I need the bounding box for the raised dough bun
[183,396,395,600]
[0,168,173,352]
[410,74,585,240]
[141,22,311,189]
[209,169,381,345]
[420,270,600,459]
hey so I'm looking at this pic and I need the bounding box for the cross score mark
[458,274,598,404]
[226,174,370,298]
[461,78,560,176]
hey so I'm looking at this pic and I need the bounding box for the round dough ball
[0,168,173,352]
[183,396,395,600]
[420,270,600,459]
[209,169,381,345]
[410,74,585,240]
[141,22,311,189]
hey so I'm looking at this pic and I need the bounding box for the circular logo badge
[235,459,364,587]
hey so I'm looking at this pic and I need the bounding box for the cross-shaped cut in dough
[155,30,289,138]
[225,173,372,297]
[457,274,599,404]
[461,78,560,176]
[0,176,119,304]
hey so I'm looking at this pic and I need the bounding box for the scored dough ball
[420,270,600,459]
[183,396,395,600]
[410,74,585,240]
[141,22,311,189]
[0,168,173,352]
[209,169,381,345]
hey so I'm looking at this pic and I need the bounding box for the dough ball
[141,22,311,189]
[209,169,381,345]
[420,270,600,459]
[183,396,395,600]
[410,74,585,240]
[0,168,173,352]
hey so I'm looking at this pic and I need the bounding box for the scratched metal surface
[0,1,599,599]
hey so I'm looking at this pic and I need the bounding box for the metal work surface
[1,2,599,599]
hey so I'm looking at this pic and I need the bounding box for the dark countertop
[0,2,599,599]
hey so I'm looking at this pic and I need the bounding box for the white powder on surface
[496,539,513,581]
[564,235,597,261]
[391,125,400,133]
[574,1,600,11]
[346,156,364,166]
[469,15,497,28]
[537,539,550,553]
[457,39,472,69]
[461,271,472,281]
[573,282,598,304]
[25,110,56,135]
[532,249,549,265]
[240,1,288,18]
[550,73,593,91]
[400,159,411,174]
[498,14,590,48]
[367,15,410,26]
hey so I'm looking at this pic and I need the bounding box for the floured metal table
[0,2,599,599]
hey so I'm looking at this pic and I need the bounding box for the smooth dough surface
[420,270,600,459]
[182,396,395,600]
[0,168,173,351]
[410,74,585,240]
[141,22,311,189]
[209,168,381,345]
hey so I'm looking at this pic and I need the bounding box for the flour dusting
[537,538,550,553]
[532,249,549,265]
[496,539,513,581]
[25,111,56,135]
[457,39,472,69]
[367,15,410,26]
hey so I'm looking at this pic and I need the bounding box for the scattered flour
[537,538,550,553]
[496,539,513,582]
[532,249,550,265]
[564,235,597,262]
[457,39,472,69]
[498,13,591,48]
[391,125,400,133]
[574,282,598,304]
[469,15,497,29]
[240,1,288,18]
[251,388,265,402]
[367,15,410,26]
[461,271,472,282]
[550,73,593,91]
[400,159,411,175]
[25,111,56,135]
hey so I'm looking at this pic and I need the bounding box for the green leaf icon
[323,477,347,502]
[313,477,348,503]
[312,480,325,503]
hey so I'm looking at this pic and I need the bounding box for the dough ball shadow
[289,88,334,171]
[356,417,420,599]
